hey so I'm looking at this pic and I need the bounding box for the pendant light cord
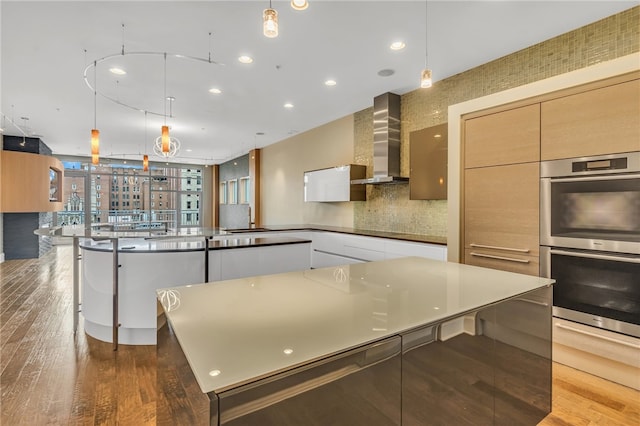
[144,111,148,152]
[94,60,97,129]
[208,32,212,63]
[121,24,126,56]
[425,0,428,68]
[163,53,167,125]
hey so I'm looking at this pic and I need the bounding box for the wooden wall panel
[250,149,261,228]
[1,151,64,212]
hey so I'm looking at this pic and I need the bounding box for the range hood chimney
[351,92,409,185]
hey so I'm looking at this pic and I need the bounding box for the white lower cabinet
[553,318,640,390]
[385,240,447,261]
[310,250,367,269]
[311,231,447,268]
[209,242,311,282]
[213,230,447,273]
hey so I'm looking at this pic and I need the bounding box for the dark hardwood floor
[1,245,638,425]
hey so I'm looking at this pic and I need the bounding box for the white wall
[261,115,356,226]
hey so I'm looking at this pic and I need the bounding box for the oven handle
[555,323,640,349]
[549,249,640,264]
[549,173,640,183]
[470,252,530,263]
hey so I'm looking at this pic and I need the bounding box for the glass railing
[56,209,186,230]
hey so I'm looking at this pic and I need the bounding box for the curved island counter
[80,236,311,345]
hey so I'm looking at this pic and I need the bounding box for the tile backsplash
[354,6,639,237]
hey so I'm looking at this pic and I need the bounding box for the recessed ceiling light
[377,69,395,77]
[186,148,193,152]
[390,41,406,50]
[324,79,337,86]
[109,67,126,75]
[238,55,253,64]
[284,102,294,108]
[166,96,175,101]
[209,88,222,94]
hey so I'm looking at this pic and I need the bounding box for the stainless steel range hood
[351,92,409,185]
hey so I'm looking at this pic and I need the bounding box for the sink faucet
[248,205,255,229]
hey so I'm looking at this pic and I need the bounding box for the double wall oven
[540,151,640,338]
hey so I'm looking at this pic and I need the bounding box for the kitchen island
[80,235,311,345]
[157,256,554,425]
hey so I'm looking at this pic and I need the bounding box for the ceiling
[1,1,636,165]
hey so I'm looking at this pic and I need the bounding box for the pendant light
[290,0,309,11]
[263,1,278,38]
[143,111,149,171]
[161,53,170,154]
[420,0,433,89]
[91,60,100,164]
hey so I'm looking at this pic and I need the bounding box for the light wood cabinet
[1,150,64,212]
[464,103,540,168]
[541,78,640,160]
[463,162,540,276]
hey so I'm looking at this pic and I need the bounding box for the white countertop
[158,257,553,394]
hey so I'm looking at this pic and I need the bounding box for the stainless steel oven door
[540,173,640,254]
[540,246,640,338]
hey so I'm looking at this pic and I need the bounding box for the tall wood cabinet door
[464,104,540,168]
[541,78,640,160]
[464,162,539,276]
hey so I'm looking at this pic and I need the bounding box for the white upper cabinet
[304,165,366,202]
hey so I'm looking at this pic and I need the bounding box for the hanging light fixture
[91,60,100,164]
[290,0,309,11]
[420,0,433,89]
[143,111,149,171]
[263,1,278,38]
[161,53,170,153]
[161,125,169,153]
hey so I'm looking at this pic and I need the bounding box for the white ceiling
[1,1,636,165]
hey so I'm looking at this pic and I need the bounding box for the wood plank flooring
[1,245,639,425]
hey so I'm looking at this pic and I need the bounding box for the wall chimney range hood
[351,92,409,185]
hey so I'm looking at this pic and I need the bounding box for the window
[228,179,238,204]
[239,177,250,204]
[96,184,101,190]
[187,201,191,209]
[220,182,227,204]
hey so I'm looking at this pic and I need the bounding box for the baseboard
[0,252,4,263]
